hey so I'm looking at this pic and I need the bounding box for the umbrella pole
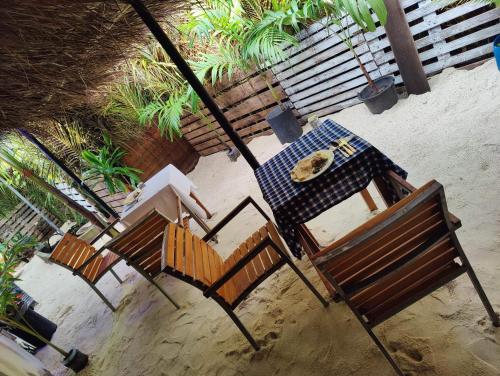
[127,0,260,171]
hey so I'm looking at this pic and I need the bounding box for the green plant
[0,235,70,357]
[104,0,387,143]
[81,133,142,194]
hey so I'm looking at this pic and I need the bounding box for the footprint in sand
[468,338,500,372]
[388,337,434,374]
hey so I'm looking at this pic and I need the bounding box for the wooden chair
[106,197,328,350]
[50,230,122,312]
[311,180,499,375]
[103,212,180,310]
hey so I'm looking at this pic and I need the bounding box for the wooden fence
[0,203,62,242]
[274,1,500,119]
[180,70,301,156]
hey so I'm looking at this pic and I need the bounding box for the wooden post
[383,0,430,94]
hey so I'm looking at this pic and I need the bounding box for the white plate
[290,150,335,183]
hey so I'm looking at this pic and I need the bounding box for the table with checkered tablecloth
[255,119,407,258]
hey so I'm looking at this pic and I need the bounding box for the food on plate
[291,151,330,181]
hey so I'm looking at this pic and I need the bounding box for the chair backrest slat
[121,219,167,257]
[106,210,170,278]
[351,237,456,310]
[335,211,446,286]
[109,211,165,251]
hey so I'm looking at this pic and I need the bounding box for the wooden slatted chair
[50,232,122,312]
[104,211,179,310]
[165,196,328,350]
[107,197,328,350]
[312,180,499,375]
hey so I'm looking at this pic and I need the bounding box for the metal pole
[126,0,261,171]
[18,129,118,219]
[0,176,63,235]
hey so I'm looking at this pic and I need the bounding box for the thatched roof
[0,0,185,133]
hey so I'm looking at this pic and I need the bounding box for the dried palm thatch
[0,0,187,133]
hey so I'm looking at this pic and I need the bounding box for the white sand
[17,60,500,376]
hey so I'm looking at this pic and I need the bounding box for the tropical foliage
[0,235,38,314]
[0,235,69,357]
[81,134,142,194]
[0,135,83,223]
[105,0,387,140]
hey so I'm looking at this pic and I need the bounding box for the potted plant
[81,133,142,194]
[332,8,398,114]
[0,235,89,372]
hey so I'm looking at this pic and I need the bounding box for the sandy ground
[17,59,500,376]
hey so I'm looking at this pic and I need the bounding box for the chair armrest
[203,236,277,297]
[387,171,461,229]
[202,197,270,242]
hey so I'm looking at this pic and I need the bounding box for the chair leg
[465,266,499,326]
[360,188,378,212]
[218,302,260,351]
[270,242,329,308]
[149,278,180,310]
[454,240,500,327]
[110,268,123,284]
[365,326,404,376]
[90,285,116,312]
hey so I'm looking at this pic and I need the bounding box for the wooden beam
[382,0,430,94]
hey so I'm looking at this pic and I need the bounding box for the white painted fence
[274,1,500,118]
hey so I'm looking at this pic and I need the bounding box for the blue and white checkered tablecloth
[255,119,407,258]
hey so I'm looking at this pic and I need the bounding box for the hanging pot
[266,106,302,144]
[358,76,399,114]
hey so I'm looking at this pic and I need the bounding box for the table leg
[181,202,216,240]
[190,191,213,219]
[175,194,183,226]
[360,188,378,212]
[297,225,337,298]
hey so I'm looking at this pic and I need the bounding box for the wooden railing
[180,70,302,156]
[0,203,62,242]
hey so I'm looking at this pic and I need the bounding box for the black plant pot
[266,107,302,144]
[63,348,89,373]
[11,308,58,352]
[226,147,241,162]
[358,76,399,114]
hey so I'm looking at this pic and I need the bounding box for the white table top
[121,165,204,226]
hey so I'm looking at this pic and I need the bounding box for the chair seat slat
[185,230,194,278]
[175,226,185,274]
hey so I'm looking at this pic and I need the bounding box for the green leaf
[366,0,387,26]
